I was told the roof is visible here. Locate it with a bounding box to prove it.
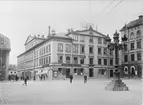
[24,35,46,45]
[120,15,143,31]
[66,26,107,37]
[17,33,72,58]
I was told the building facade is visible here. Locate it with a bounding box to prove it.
[120,15,143,78]
[17,27,115,80]
[0,33,11,80]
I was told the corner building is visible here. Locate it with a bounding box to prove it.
[120,15,143,78]
[0,33,11,80]
[17,27,115,79]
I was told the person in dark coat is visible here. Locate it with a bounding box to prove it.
[84,74,87,83]
[23,77,27,86]
[69,73,73,83]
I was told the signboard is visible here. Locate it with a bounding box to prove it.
[62,63,81,67]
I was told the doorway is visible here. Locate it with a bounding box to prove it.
[66,69,70,78]
[110,70,113,77]
[89,68,94,77]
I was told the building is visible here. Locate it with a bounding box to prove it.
[0,33,11,80]
[120,15,143,78]
[17,26,115,80]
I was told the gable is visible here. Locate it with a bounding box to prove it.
[24,35,34,45]
[75,30,106,37]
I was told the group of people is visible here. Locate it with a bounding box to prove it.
[69,74,87,83]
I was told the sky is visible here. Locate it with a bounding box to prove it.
[0,0,143,65]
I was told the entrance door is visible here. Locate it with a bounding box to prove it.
[89,68,93,77]
[66,69,70,78]
[110,70,113,77]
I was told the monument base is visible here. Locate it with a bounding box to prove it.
[105,79,129,91]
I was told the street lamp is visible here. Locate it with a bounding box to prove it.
[105,30,129,91]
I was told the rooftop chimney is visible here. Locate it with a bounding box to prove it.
[67,29,71,34]
[52,29,56,36]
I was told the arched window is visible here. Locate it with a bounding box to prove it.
[124,66,128,74]
[136,30,141,38]
[130,32,134,39]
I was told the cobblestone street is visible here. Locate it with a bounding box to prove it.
[0,79,142,105]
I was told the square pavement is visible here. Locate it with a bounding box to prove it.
[0,78,142,105]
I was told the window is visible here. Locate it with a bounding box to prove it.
[110,59,113,65]
[131,43,134,50]
[137,52,141,61]
[43,57,46,65]
[89,46,93,54]
[103,48,107,55]
[80,45,85,53]
[73,44,78,53]
[58,55,63,63]
[58,43,63,52]
[74,57,78,64]
[136,30,141,38]
[66,56,70,64]
[46,57,48,64]
[110,50,113,55]
[80,36,85,42]
[49,56,51,63]
[80,58,84,64]
[130,32,134,39]
[43,47,46,54]
[98,58,101,65]
[89,58,93,64]
[98,37,102,44]
[66,44,71,52]
[104,59,107,65]
[49,44,51,52]
[137,40,141,49]
[98,47,102,55]
[41,58,44,65]
[46,45,48,53]
[124,55,128,62]
[73,35,78,41]
[103,38,107,44]
[131,54,135,61]
[124,44,127,51]
[89,37,93,43]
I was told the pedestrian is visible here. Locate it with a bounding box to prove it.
[23,77,27,86]
[69,73,73,83]
[84,74,87,83]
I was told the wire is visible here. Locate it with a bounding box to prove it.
[107,0,124,13]
[101,0,115,13]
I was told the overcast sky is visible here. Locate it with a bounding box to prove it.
[0,0,143,65]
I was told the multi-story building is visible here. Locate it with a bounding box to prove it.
[120,15,143,78]
[17,26,115,79]
[0,33,11,80]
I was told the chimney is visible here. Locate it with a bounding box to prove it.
[48,26,51,37]
[67,29,71,34]
[139,15,143,20]
[71,28,73,32]
[52,29,56,36]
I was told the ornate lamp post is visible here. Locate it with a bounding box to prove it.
[105,30,129,91]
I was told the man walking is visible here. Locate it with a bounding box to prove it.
[23,76,27,86]
[84,74,87,83]
[69,73,73,83]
